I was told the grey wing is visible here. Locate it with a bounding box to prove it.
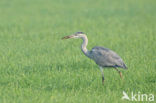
[89,46,127,69]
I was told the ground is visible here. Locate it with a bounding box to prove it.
[0,0,155,103]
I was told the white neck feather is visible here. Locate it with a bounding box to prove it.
[81,35,88,55]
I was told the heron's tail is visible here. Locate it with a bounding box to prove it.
[122,63,128,69]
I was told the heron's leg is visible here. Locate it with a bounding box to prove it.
[114,68,122,79]
[100,67,104,85]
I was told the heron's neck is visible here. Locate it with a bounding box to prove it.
[81,35,88,55]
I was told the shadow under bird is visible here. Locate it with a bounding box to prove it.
[62,32,127,85]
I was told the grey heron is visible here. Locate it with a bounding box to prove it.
[62,32,127,85]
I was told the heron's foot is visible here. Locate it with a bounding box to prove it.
[102,76,104,85]
[114,68,123,79]
[119,71,123,79]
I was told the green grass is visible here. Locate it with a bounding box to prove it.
[0,0,155,103]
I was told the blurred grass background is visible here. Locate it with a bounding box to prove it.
[0,0,155,103]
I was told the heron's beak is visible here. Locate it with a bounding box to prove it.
[62,35,74,40]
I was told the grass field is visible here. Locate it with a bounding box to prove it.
[0,0,155,103]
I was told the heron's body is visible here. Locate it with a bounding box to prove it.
[62,32,127,85]
[88,46,127,69]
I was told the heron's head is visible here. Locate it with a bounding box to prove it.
[62,32,86,40]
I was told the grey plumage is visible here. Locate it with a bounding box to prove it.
[88,46,127,69]
[62,32,127,85]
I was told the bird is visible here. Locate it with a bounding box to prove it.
[62,32,127,85]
